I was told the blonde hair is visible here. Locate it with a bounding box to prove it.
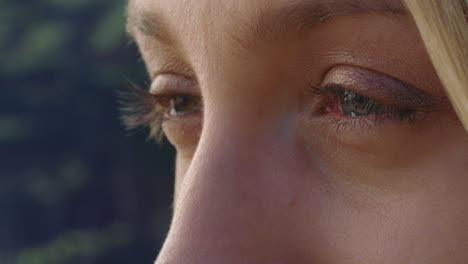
[405,0,468,132]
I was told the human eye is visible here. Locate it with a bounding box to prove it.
[119,74,202,143]
[299,65,452,181]
[308,66,440,134]
[311,84,417,126]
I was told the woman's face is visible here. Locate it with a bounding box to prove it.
[127,0,468,262]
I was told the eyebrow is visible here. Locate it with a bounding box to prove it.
[126,0,407,52]
[126,4,174,46]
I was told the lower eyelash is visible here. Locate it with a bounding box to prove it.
[323,111,418,134]
[117,83,169,142]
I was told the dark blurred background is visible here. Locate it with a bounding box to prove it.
[0,0,175,263]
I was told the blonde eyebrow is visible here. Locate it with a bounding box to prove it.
[126,0,407,51]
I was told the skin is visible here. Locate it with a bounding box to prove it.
[127,0,468,263]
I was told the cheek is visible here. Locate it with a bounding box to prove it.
[298,193,467,262]
[170,109,468,262]
[174,153,194,206]
[163,113,202,151]
[300,113,468,195]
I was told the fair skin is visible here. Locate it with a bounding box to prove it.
[126,0,468,263]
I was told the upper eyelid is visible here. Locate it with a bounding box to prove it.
[133,31,193,82]
[149,73,200,96]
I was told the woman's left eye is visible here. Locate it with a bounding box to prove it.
[169,94,202,116]
[312,83,418,126]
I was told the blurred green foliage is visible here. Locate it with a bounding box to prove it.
[24,159,88,206]
[0,0,175,263]
[15,223,132,264]
[0,116,31,142]
[6,22,69,73]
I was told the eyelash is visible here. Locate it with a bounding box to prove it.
[118,83,170,142]
[119,82,419,141]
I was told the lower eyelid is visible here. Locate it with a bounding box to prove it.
[162,112,203,149]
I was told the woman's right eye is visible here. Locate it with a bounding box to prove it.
[148,73,202,117]
[169,94,202,116]
[119,73,202,143]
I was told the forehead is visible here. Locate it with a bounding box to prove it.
[127,0,407,65]
[127,0,282,46]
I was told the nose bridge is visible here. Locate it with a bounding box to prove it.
[155,3,306,256]
[156,107,301,263]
